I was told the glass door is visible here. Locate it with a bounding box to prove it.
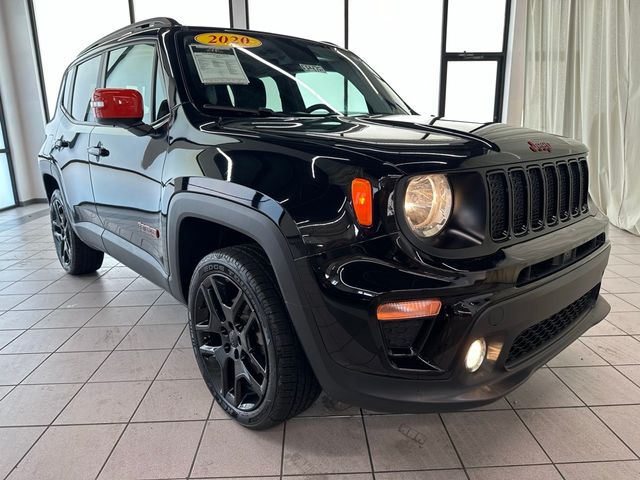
[0,93,17,210]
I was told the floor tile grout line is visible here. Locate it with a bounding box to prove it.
[546,367,640,461]
[187,395,215,479]
[358,409,377,478]
[436,413,471,479]
[2,290,155,479]
[279,417,287,479]
[92,321,189,480]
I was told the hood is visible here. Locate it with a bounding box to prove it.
[201,114,588,174]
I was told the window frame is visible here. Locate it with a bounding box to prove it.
[0,91,18,210]
[438,0,512,123]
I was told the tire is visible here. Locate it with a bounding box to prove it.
[49,189,104,275]
[188,244,321,429]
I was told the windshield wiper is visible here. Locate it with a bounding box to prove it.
[202,104,286,117]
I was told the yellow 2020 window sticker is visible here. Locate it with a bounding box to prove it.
[194,33,262,48]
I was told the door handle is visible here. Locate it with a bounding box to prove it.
[88,144,109,159]
[54,137,69,150]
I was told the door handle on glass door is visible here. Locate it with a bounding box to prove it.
[87,144,109,159]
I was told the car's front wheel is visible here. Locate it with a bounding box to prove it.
[188,244,320,429]
[49,189,104,275]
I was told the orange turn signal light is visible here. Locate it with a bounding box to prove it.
[351,178,373,227]
[377,299,442,321]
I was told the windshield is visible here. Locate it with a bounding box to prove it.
[178,30,413,117]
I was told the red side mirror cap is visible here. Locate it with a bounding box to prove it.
[92,88,143,123]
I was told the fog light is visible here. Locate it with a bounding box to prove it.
[465,338,486,373]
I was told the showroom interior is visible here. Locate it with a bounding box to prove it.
[0,0,639,479]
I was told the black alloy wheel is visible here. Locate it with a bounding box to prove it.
[50,195,72,270]
[193,272,268,411]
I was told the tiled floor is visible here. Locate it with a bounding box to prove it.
[0,206,640,480]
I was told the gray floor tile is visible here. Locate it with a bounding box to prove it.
[299,391,361,417]
[99,421,204,480]
[557,460,640,480]
[0,328,77,354]
[593,405,640,456]
[82,276,135,293]
[101,266,138,278]
[0,384,81,426]
[617,293,640,309]
[174,326,191,348]
[133,379,212,422]
[12,293,72,310]
[617,365,640,386]
[441,410,549,467]
[546,340,608,367]
[157,348,201,380]
[466,465,563,480]
[283,417,370,475]
[553,366,640,405]
[61,291,120,309]
[9,425,124,480]
[23,351,109,384]
[108,289,162,307]
[376,472,465,480]
[39,276,98,294]
[58,326,131,352]
[583,319,627,336]
[365,414,460,471]
[507,368,583,408]
[0,426,46,479]
[32,307,100,329]
[193,420,283,477]
[0,309,50,329]
[84,306,148,327]
[138,304,187,325]
[55,381,150,424]
[7,424,124,480]
[606,311,640,334]
[602,277,640,294]
[0,295,31,310]
[0,330,22,349]
[518,407,635,462]
[154,291,181,305]
[90,349,170,382]
[0,280,52,295]
[116,324,183,350]
[124,277,158,291]
[601,293,638,313]
[287,475,374,480]
[0,386,12,400]
[581,336,640,365]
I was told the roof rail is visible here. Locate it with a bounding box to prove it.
[78,17,181,56]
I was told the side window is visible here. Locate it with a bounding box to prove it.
[261,77,283,112]
[296,71,368,115]
[105,44,155,124]
[154,59,169,120]
[71,56,101,122]
[61,67,74,112]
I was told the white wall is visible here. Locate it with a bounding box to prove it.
[0,0,46,203]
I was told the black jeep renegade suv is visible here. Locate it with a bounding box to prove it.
[39,18,610,429]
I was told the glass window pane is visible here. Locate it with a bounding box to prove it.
[349,0,443,116]
[0,153,15,209]
[261,77,283,112]
[445,61,497,122]
[0,121,5,151]
[248,0,344,46]
[134,0,230,27]
[154,62,169,120]
[446,0,506,52]
[32,0,130,116]
[296,72,368,115]
[106,45,156,124]
[71,55,102,122]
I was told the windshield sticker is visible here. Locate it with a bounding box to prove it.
[189,44,249,85]
[194,33,262,48]
[300,64,326,73]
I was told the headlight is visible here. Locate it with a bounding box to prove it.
[404,174,452,237]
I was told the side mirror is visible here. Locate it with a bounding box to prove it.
[91,88,153,135]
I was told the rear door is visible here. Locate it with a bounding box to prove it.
[51,54,103,248]
[88,42,170,273]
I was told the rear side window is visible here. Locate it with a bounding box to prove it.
[105,44,155,124]
[61,67,74,112]
[70,55,101,122]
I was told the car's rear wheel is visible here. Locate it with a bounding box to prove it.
[49,189,104,275]
[188,244,320,429]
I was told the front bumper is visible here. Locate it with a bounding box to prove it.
[292,215,610,412]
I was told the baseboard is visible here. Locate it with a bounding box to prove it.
[19,198,48,207]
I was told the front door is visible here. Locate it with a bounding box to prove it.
[88,43,170,271]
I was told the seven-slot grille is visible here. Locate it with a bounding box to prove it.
[487,159,589,242]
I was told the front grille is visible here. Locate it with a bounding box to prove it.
[505,286,598,367]
[488,158,589,242]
